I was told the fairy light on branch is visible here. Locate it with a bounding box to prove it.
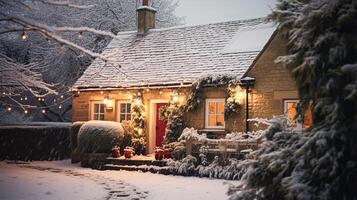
[20,31,28,41]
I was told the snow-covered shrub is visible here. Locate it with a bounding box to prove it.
[178,127,207,142]
[172,143,186,160]
[167,155,197,176]
[78,121,124,154]
[70,121,85,152]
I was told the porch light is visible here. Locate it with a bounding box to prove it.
[171,90,179,102]
[103,96,109,104]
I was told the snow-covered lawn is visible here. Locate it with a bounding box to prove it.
[0,160,234,200]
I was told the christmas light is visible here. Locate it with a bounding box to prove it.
[20,31,28,41]
[60,95,64,98]
[7,107,11,111]
[146,88,150,92]
[78,31,83,39]
[42,109,46,114]
[59,105,62,109]
[20,98,23,101]
[24,110,28,114]
[137,92,141,96]
[38,97,41,101]
[159,91,163,95]
[100,91,104,94]
[24,97,27,100]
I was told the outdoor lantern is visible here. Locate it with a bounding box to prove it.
[171,90,179,102]
[239,77,256,133]
[103,96,109,104]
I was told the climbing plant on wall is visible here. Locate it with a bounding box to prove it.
[162,75,244,143]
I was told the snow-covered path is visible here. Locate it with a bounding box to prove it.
[0,160,233,200]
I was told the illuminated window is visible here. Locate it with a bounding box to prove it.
[284,99,312,128]
[205,98,225,128]
[92,102,105,120]
[118,101,131,122]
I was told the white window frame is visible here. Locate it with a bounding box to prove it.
[283,99,302,129]
[91,101,105,120]
[205,98,225,129]
[117,100,132,122]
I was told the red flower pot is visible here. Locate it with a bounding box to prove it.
[124,149,133,159]
[155,149,164,160]
[112,148,120,158]
[163,149,172,159]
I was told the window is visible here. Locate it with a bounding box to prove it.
[92,102,105,120]
[205,98,225,128]
[118,101,131,122]
[284,99,313,128]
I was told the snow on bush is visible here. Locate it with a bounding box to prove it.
[70,121,85,151]
[178,127,207,142]
[78,121,124,154]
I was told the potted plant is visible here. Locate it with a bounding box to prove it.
[124,147,134,159]
[155,147,164,160]
[163,148,172,159]
[111,146,120,158]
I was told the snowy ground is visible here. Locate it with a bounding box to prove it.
[0,160,234,200]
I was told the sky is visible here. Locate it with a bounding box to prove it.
[175,0,278,25]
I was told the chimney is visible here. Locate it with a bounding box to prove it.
[137,0,156,35]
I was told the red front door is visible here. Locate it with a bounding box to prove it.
[156,103,167,147]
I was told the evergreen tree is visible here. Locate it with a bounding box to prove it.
[230,0,357,199]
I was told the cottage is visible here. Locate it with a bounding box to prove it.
[72,1,312,153]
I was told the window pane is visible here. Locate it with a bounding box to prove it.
[126,114,131,121]
[216,115,224,126]
[120,103,126,113]
[209,102,215,114]
[93,114,99,120]
[216,102,224,114]
[120,114,126,122]
[99,114,104,120]
[127,103,131,113]
[99,104,104,113]
[94,104,99,113]
[286,102,298,123]
[208,114,215,126]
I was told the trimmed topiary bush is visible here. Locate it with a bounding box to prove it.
[78,121,124,154]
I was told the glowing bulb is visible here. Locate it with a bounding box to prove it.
[103,96,109,104]
[24,97,27,100]
[60,95,64,99]
[124,78,128,82]
[159,91,163,95]
[42,109,46,114]
[78,31,83,39]
[38,97,41,101]
[20,98,23,101]
[59,105,62,109]
[20,32,28,41]
[146,88,150,92]
[7,107,11,111]
[100,91,104,95]
[24,110,28,114]
[137,92,141,96]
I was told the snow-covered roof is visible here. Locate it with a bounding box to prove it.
[74,18,277,89]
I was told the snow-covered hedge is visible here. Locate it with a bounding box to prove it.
[0,123,71,161]
[77,121,124,154]
[70,121,85,152]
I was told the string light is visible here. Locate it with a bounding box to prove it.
[100,91,104,94]
[137,92,141,96]
[24,110,28,114]
[78,31,83,39]
[146,88,150,92]
[7,107,11,111]
[24,97,27,101]
[159,91,163,95]
[20,31,28,41]
[59,105,62,109]
[42,109,46,114]
[60,95,64,98]
[38,97,41,101]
